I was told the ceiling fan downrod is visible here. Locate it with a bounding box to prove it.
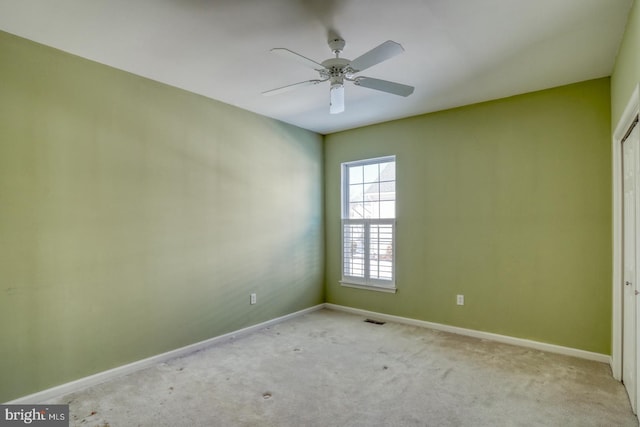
[328,37,346,57]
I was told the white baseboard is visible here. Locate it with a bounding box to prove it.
[8,302,612,404]
[6,304,325,404]
[325,303,611,364]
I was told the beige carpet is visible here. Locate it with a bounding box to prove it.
[49,309,637,426]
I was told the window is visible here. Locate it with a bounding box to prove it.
[341,156,396,292]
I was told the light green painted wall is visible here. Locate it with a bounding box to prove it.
[325,78,612,354]
[0,31,324,402]
[612,0,639,125]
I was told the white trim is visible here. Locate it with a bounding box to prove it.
[5,304,325,404]
[325,304,611,364]
[612,84,640,381]
[339,281,397,293]
[341,156,397,287]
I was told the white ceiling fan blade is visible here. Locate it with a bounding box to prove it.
[262,79,324,96]
[270,48,325,70]
[354,77,414,97]
[329,84,345,114]
[349,40,404,73]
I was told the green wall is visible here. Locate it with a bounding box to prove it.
[612,0,639,126]
[0,31,324,402]
[325,78,612,354]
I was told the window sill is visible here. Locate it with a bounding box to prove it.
[339,281,397,294]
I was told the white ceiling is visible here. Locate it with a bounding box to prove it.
[0,0,634,134]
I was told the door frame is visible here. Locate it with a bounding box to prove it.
[613,83,640,382]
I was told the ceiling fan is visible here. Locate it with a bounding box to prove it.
[262,37,414,114]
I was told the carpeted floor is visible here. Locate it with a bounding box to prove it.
[49,309,638,426]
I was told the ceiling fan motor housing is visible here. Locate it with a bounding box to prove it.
[321,58,354,82]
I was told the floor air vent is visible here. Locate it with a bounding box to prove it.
[364,319,386,325]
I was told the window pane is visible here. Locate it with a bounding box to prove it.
[379,181,395,200]
[349,202,365,219]
[349,165,363,184]
[365,182,380,202]
[363,163,379,183]
[349,184,364,202]
[379,162,395,181]
[379,201,395,218]
[361,202,376,219]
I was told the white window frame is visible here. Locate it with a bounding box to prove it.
[340,156,396,293]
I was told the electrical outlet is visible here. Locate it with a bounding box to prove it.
[250,293,257,305]
[456,294,464,305]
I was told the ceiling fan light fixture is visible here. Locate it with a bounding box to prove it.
[330,80,345,114]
